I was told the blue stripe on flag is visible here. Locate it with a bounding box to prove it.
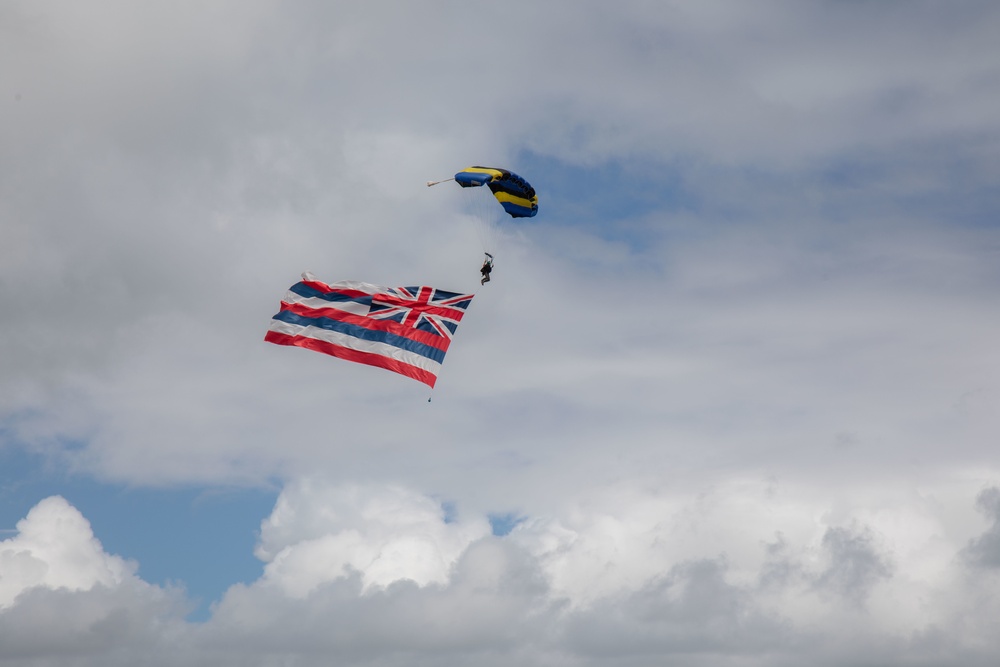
[272,310,446,364]
[290,282,372,306]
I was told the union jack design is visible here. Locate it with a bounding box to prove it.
[265,273,474,388]
[369,287,474,339]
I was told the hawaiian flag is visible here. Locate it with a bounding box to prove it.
[265,272,474,388]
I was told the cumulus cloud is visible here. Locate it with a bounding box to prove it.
[5,486,1000,666]
[0,496,136,608]
[205,538,553,665]
[563,558,791,660]
[196,481,1000,667]
[0,497,187,664]
[253,480,491,595]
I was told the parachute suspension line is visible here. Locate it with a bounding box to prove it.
[462,185,502,256]
[426,178,455,187]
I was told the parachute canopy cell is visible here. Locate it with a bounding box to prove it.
[454,167,538,219]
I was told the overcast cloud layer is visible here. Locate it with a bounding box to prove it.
[2,1,1000,665]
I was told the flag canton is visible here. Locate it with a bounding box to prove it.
[369,286,473,339]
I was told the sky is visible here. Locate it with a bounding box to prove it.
[2,1,1000,665]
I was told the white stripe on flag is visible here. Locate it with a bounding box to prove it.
[267,320,443,375]
[281,291,372,316]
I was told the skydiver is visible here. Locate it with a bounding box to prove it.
[480,253,494,285]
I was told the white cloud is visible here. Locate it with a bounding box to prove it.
[0,497,188,664]
[253,480,490,595]
[0,496,135,609]
[4,485,1000,666]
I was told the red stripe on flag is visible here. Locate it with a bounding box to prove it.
[264,330,439,388]
[280,301,452,352]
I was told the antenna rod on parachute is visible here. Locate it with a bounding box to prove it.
[426,178,455,187]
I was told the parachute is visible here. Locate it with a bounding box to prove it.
[454,167,538,219]
[428,166,538,254]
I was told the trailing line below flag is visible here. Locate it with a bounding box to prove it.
[265,272,474,388]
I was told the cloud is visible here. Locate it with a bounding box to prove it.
[205,538,553,664]
[3,0,1000,491]
[961,487,1000,568]
[562,557,792,660]
[813,525,893,605]
[0,497,187,663]
[0,496,135,608]
[253,480,491,596]
[5,486,1000,666]
[210,479,1000,665]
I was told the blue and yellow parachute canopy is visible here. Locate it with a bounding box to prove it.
[454,167,538,219]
